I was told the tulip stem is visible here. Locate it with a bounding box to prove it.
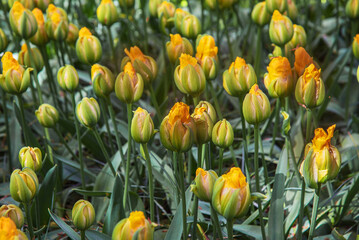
[226,218,234,240]
[81,230,85,240]
[2,91,12,173]
[16,95,30,146]
[107,100,125,161]
[139,0,148,53]
[208,81,223,119]
[141,143,155,222]
[297,178,306,240]
[239,97,250,180]
[92,128,116,176]
[221,11,233,61]
[308,185,321,240]
[192,196,199,239]
[24,203,35,240]
[71,93,86,192]
[149,84,163,121]
[54,126,78,160]
[269,98,280,157]
[306,109,312,143]
[123,103,133,211]
[100,99,115,155]
[254,27,262,76]
[254,124,266,240]
[177,152,187,240]
[106,26,119,73]
[211,203,223,240]
[218,148,224,175]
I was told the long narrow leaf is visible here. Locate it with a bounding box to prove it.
[48,209,80,240]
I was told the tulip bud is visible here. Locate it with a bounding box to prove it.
[174,54,206,97]
[160,102,195,152]
[192,107,213,144]
[196,101,217,123]
[191,168,218,202]
[223,57,257,97]
[204,0,235,10]
[19,146,42,172]
[76,97,101,128]
[66,23,79,45]
[353,34,359,59]
[300,125,341,189]
[122,46,158,85]
[242,84,271,125]
[30,8,49,46]
[166,34,193,65]
[266,0,286,13]
[45,4,69,41]
[251,1,271,27]
[91,64,115,98]
[34,0,53,11]
[118,0,134,9]
[112,211,154,240]
[97,0,118,26]
[0,52,32,95]
[157,1,175,32]
[9,1,38,39]
[195,34,218,80]
[72,200,95,231]
[9,0,35,9]
[35,103,59,128]
[285,24,307,54]
[76,27,102,65]
[149,0,163,17]
[0,216,28,240]
[212,119,234,148]
[181,14,201,39]
[0,28,8,53]
[295,64,325,109]
[10,168,39,203]
[115,62,144,103]
[18,44,44,72]
[212,167,251,219]
[174,8,190,33]
[131,107,155,143]
[287,0,298,20]
[280,110,290,136]
[294,47,313,76]
[0,205,24,229]
[270,44,282,58]
[57,65,79,92]
[269,10,293,46]
[264,56,294,98]
[346,0,359,19]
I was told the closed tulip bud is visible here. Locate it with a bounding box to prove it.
[196,101,217,123]
[123,46,158,85]
[294,47,313,76]
[212,167,251,219]
[0,28,8,53]
[192,107,213,144]
[285,24,307,54]
[204,0,235,10]
[264,56,294,98]
[300,125,341,189]
[35,103,59,128]
[271,44,282,58]
[212,119,234,148]
[157,1,175,32]
[115,62,144,103]
[72,200,95,231]
[112,211,154,240]
[118,0,134,9]
[181,14,201,39]
[269,10,293,46]
[45,5,69,41]
[8,0,34,9]
[0,217,28,240]
[266,0,286,13]
[191,168,218,202]
[251,1,271,27]
[287,0,298,20]
[223,57,257,97]
[34,0,52,11]
[295,64,325,109]
[91,64,115,98]
[242,84,271,124]
[9,1,38,39]
[195,35,218,80]
[57,65,79,92]
[18,44,44,71]
[97,0,118,26]
[0,52,32,95]
[174,54,206,97]
[10,168,38,203]
[76,97,101,128]
[160,102,195,152]
[19,146,42,172]
[166,34,193,64]
[76,27,102,65]
[131,107,154,143]
[66,23,79,45]
[353,34,359,59]
[346,0,359,19]
[149,0,163,17]
[30,8,48,46]
[0,205,24,229]
[174,8,190,33]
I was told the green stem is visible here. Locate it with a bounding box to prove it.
[54,127,78,160]
[218,148,224,175]
[211,204,223,240]
[226,218,233,240]
[308,185,321,240]
[100,99,115,155]
[16,95,30,145]
[177,152,187,240]
[107,100,125,160]
[106,25,119,73]
[269,99,280,156]
[58,41,66,65]
[123,103,133,210]
[254,124,266,240]
[65,42,74,66]
[306,109,312,143]
[141,143,154,222]
[221,12,233,61]
[93,128,116,176]
[254,27,262,76]
[297,178,306,240]
[71,93,86,192]
[81,230,85,240]
[149,84,163,121]
[2,90,12,173]
[0,1,18,49]
[208,81,223,119]
[172,151,180,205]
[24,203,35,240]
[140,0,148,53]
[192,196,199,240]
[35,197,41,239]
[193,96,199,106]
[239,97,250,179]
[200,0,204,32]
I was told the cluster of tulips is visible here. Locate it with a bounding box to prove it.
[0,0,357,239]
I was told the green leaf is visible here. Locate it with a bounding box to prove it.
[48,209,80,240]
[73,188,111,197]
[86,230,112,240]
[233,224,263,239]
[53,154,96,179]
[335,175,359,224]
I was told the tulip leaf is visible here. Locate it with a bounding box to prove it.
[233,224,263,239]
[73,188,112,197]
[53,154,96,179]
[85,230,111,240]
[48,209,80,240]
[335,175,359,224]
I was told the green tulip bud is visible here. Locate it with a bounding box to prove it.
[192,106,213,145]
[0,28,8,53]
[57,65,79,92]
[72,200,95,231]
[76,27,102,65]
[353,34,359,60]
[287,0,298,20]
[19,146,42,172]
[45,6,69,41]
[0,204,25,229]
[196,101,217,123]
[191,168,218,202]
[266,0,286,13]
[157,1,175,33]
[269,10,293,46]
[10,168,39,203]
[97,0,119,26]
[9,1,38,39]
[181,14,201,39]
[34,0,53,11]
[346,0,359,19]
[212,119,234,148]
[66,23,79,45]
[251,1,271,27]
[131,107,155,144]
[149,0,163,17]
[204,0,235,10]
[35,103,59,128]
[76,97,101,128]
[91,64,115,98]
[18,44,44,72]
[174,8,189,33]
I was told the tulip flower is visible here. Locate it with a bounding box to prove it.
[72,200,96,231]
[66,23,79,45]
[35,103,59,128]
[91,64,115,98]
[9,1,38,39]
[174,8,189,32]
[10,168,39,203]
[346,0,359,19]
[195,34,218,80]
[0,28,8,53]
[192,107,213,145]
[19,146,43,172]
[285,24,307,54]
[196,101,217,123]
[76,27,102,65]
[191,168,218,202]
[45,4,69,41]
[0,205,24,229]
[0,217,28,240]
[57,65,79,92]
[18,43,44,72]
[131,107,155,144]
[287,0,298,20]
[166,34,193,65]
[353,34,359,59]
[97,0,118,26]
[294,47,313,77]
[76,97,101,129]
[242,84,271,124]
[251,1,271,27]
[149,0,163,17]
[30,8,48,46]
[181,14,201,39]
[157,1,175,32]
[8,0,34,9]
[269,10,293,46]
[212,119,234,149]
